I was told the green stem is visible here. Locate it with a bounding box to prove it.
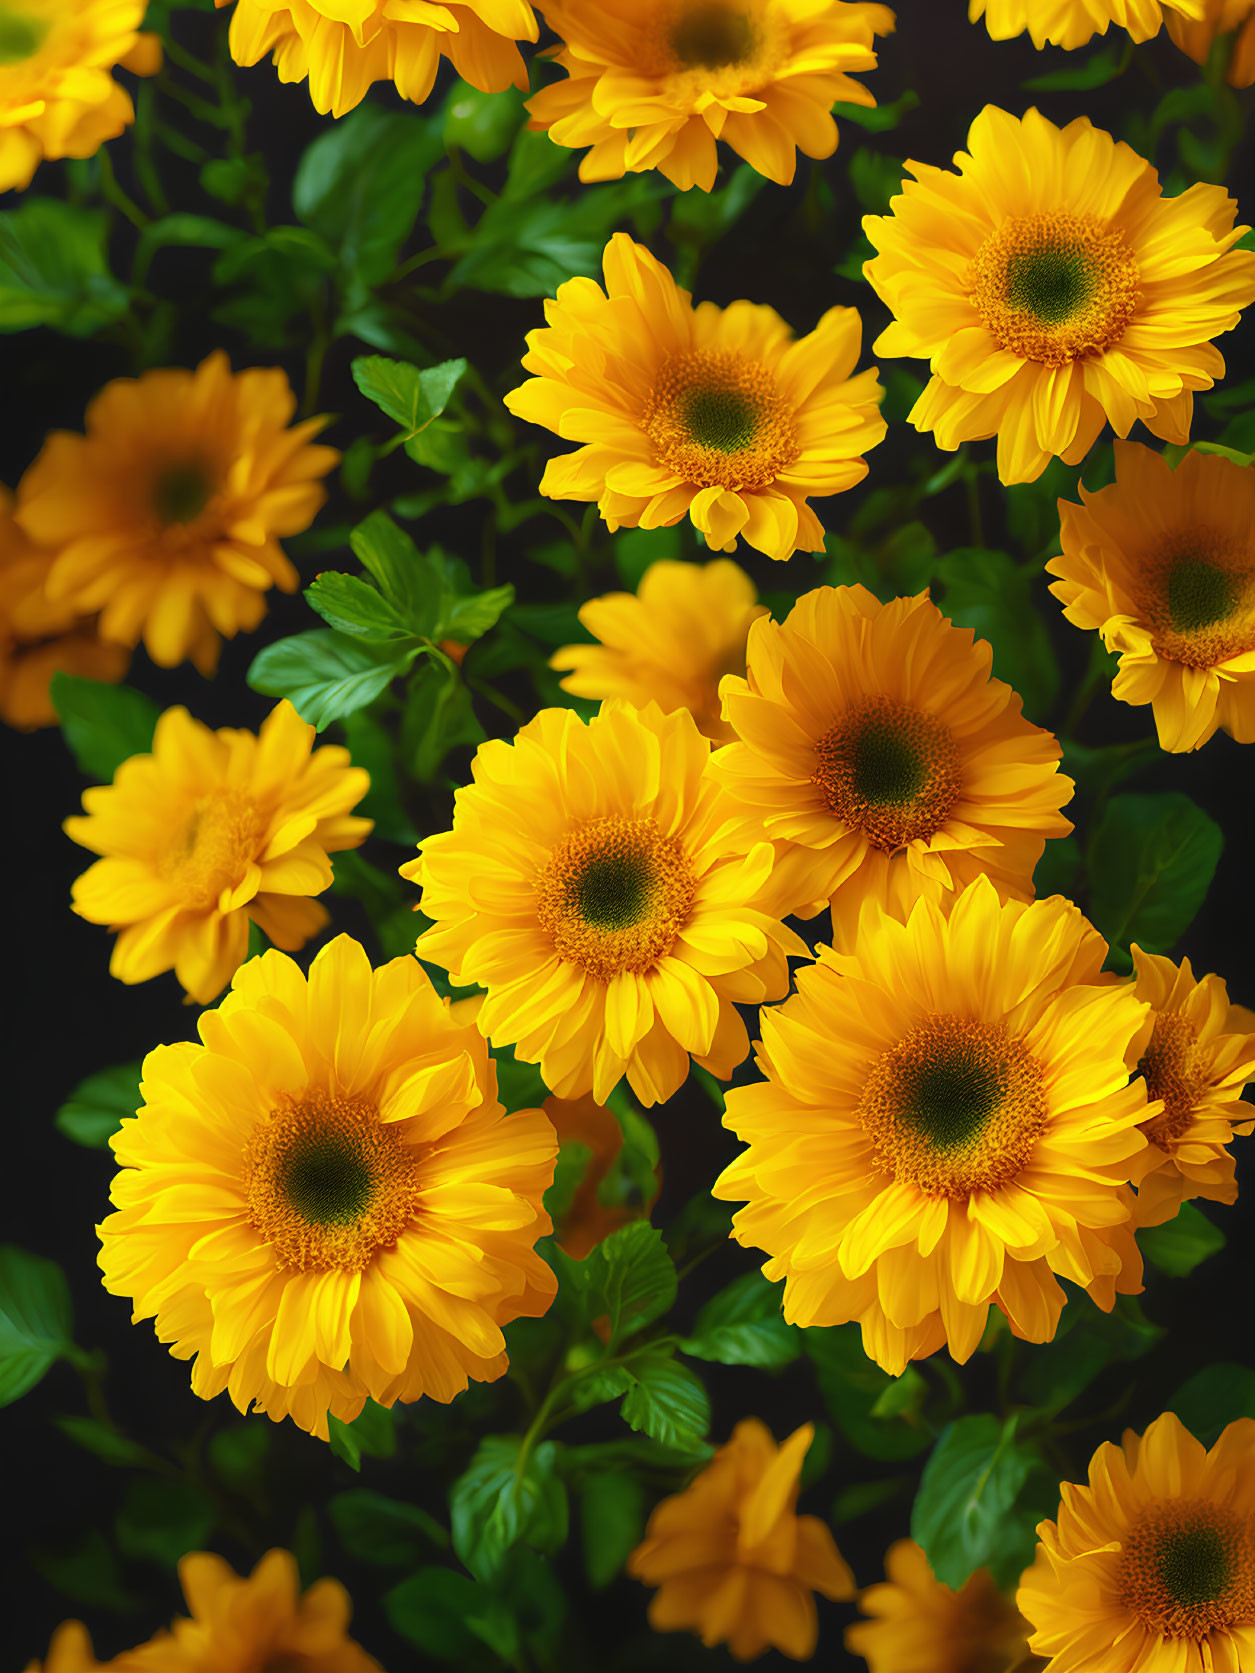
[162,33,220,85]
[97,150,150,230]
[302,294,332,419]
[467,676,525,725]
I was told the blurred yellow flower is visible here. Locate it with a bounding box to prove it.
[505,233,885,561]
[845,1540,1031,1673]
[219,0,537,117]
[527,0,894,191]
[22,1621,104,1673]
[545,1091,662,1259]
[1167,0,1255,80]
[971,0,1205,49]
[551,558,767,744]
[863,107,1255,484]
[65,699,371,1005]
[17,352,338,675]
[629,1419,854,1661]
[1049,442,1255,752]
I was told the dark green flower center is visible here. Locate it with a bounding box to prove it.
[280,1138,375,1227]
[576,851,655,931]
[851,719,929,805]
[682,385,759,452]
[153,462,213,525]
[1005,246,1095,325]
[0,5,48,63]
[1159,1524,1232,1608]
[670,3,757,69]
[898,1049,1003,1151]
[1167,557,1235,634]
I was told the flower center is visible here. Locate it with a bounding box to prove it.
[158,790,262,910]
[1118,1502,1255,1640]
[0,3,48,62]
[968,212,1141,366]
[642,350,799,492]
[812,697,962,851]
[1137,1010,1208,1151]
[535,816,696,982]
[244,1096,423,1272]
[152,461,214,526]
[669,0,757,67]
[857,1015,1049,1197]
[1134,527,1255,670]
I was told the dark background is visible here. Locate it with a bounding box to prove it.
[5,4,1254,1669]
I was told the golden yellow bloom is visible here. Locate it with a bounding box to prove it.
[0,484,127,731]
[219,0,536,118]
[22,1622,104,1673]
[504,232,885,562]
[1167,0,1255,83]
[710,585,1074,941]
[98,936,558,1440]
[405,700,806,1107]
[970,0,1205,49]
[628,1419,854,1662]
[0,0,155,192]
[1129,947,1255,1228]
[863,107,1255,486]
[546,1091,662,1259]
[551,558,767,744]
[526,0,895,192]
[846,1540,1032,1673]
[1018,1412,1255,1673]
[65,699,372,1006]
[713,878,1155,1376]
[1048,443,1255,753]
[117,1548,381,1672]
[16,352,338,675]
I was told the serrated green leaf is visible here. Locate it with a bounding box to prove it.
[1088,793,1224,956]
[441,584,515,645]
[617,1353,710,1451]
[450,1435,568,1582]
[0,1245,75,1408]
[581,1221,677,1342]
[305,572,415,642]
[1139,1202,1226,1278]
[54,1061,140,1149]
[348,511,447,636]
[351,355,467,436]
[51,676,159,782]
[248,630,415,731]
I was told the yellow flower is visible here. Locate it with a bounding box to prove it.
[628,1419,854,1662]
[863,106,1255,485]
[16,352,338,675]
[504,232,885,562]
[845,1540,1032,1673]
[970,0,1206,49]
[22,1622,105,1673]
[0,484,128,731]
[1129,947,1255,1228]
[218,0,537,118]
[526,0,895,192]
[545,1091,662,1259]
[551,558,767,744]
[709,585,1074,941]
[404,700,806,1107]
[116,1548,382,1672]
[98,936,558,1440]
[0,0,154,192]
[1168,0,1255,84]
[65,699,372,1006]
[713,877,1155,1376]
[1018,1412,1255,1673]
[1048,442,1255,752]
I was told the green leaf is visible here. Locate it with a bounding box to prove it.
[617,1353,711,1451]
[50,676,160,781]
[545,1140,593,1226]
[1018,1291,1162,1416]
[248,630,415,731]
[683,1271,800,1369]
[911,1415,1040,1590]
[115,1478,215,1569]
[935,548,1059,720]
[384,1569,496,1660]
[135,213,245,278]
[581,1221,677,1342]
[329,1489,447,1565]
[450,1435,569,1582]
[293,104,442,284]
[349,511,446,636]
[53,1416,160,1469]
[1024,44,1126,91]
[1139,1202,1226,1278]
[1033,835,1081,901]
[33,1530,140,1614]
[847,146,904,213]
[54,1061,140,1149]
[0,200,129,336]
[804,1323,932,1462]
[831,89,920,131]
[1170,1363,1255,1447]
[351,355,468,435]
[597,1094,660,1213]
[580,1471,646,1591]
[304,572,416,642]
[832,1476,909,1524]
[444,85,525,162]
[1088,793,1224,956]
[442,584,515,646]
[341,709,416,845]
[0,1245,75,1407]
[328,1399,397,1471]
[400,656,485,783]
[207,1422,270,1491]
